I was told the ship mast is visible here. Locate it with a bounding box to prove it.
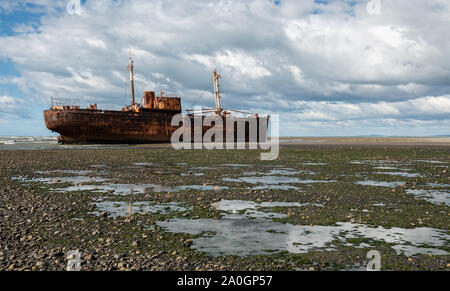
[128,51,135,106]
[213,62,222,114]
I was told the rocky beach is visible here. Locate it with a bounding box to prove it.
[0,141,449,271]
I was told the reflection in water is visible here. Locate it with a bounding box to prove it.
[414,160,447,164]
[34,170,95,175]
[375,172,422,178]
[221,164,252,168]
[223,176,335,185]
[374,166,400,170]
[427,183,450,188]
[213,199,323,212]
[90,201,187,218]
[56,183,228,195]
[12,176,107,184]
[355,180,405,188]
[391,245,449,257]
[251,185,302,191]
[211,199,323,219]
[405,189,449,205]
[157,216,449,257]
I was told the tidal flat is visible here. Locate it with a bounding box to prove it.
[0,144,449,271]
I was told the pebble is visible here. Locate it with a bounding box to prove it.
[2,150,448,272]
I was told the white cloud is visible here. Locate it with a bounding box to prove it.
[278,95,450,122]
[0,95,25,113]
[0,0,449,136]
[216,50,272,79]
[86,39,106,49]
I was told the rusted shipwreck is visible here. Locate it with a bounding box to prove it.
[43,54,268,144]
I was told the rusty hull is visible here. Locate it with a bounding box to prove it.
[44,108,268,144]
[44,108,180,144]
[44,90,268,144]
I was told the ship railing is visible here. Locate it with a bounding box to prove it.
[157,95,180,99]
[186,108,260,117]
[51,97,80,107]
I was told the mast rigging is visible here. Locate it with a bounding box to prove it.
[213,62,222,114]
[128,51,135,106]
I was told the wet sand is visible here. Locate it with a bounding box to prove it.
[1,137,449,151]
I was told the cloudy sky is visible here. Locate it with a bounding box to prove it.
[0,0,449,137]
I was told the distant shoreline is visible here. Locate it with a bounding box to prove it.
[0,136,449,151]
[276,137,450,149]
[0,135,449,138]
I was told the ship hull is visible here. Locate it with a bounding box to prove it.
[44,109,179,144]
[44,109,269,144]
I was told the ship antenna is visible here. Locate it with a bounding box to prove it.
[128,51,135,106]
[213,62,222,114]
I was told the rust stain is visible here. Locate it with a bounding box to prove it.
[43,55,268,144]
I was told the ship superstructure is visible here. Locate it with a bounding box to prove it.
[44,54,268,144]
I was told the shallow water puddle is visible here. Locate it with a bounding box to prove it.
[179,185,228,191]
[157,216,449,257]
[56,183,228,195]
[90,201,187,218]
[12,176,107,185]
[405,189,449,205]
[373,203,386,207]
[181,167,206,176]
[251,185,303,191]
[414,160,448,165]
[373,166,399,170]
[223,176,298,185]
[189,166,213,171]
[427,183,450,188]
[13,173,228,194]
[373,167,414,171]
[34,170,96,175]
[242,169,314,176]
[350,160,405,165]
[391,245,449,257]
[375,172,422,178]
[181,172,205,177]
[355,180,405,188]
[221,164,252,168]
[223,176,335,185]
[211,199,323,219]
